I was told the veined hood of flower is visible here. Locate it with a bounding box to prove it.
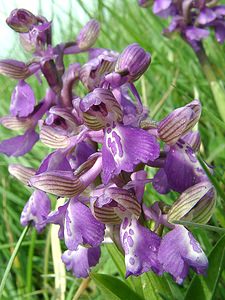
[80,88,123,130]
[91,185,141,224]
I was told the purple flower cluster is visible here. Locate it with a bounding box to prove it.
[1,9,216,284]
[139,0,225,51]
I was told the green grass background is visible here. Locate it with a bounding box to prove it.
[0,0,225,299]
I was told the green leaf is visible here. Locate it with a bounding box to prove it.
[184,234,225,300]
[91,273,144,300]
[141,272,174,300]
[106,244,145,298]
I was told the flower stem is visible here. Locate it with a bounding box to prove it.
[196,46,225,122]
[0,225,30,298]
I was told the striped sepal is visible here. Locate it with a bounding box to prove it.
[40,125,70,148]
[0,116,32,131]
[0,59,31,79]
[8,164,36,185]
[30,171,85,198]
[158,107,193,145]
[92,206,121,224]
[168,181,214,223]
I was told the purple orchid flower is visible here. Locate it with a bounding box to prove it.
[2,7,216,284]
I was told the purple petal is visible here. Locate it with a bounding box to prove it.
[0,129,39,157]
[164,141,208,193]
[197,8,217,25]
[36,149,72,175]
[152,168,171,194]
[158,225,208,284]
[46,201,69,239]
[62,246,101,278]
[153,0,173,17]
[120,217,162,277]
[185,27,209,41]
[64,198,105,250]
[10,80,35,117]
[214,21,225,43]
[102,123,160,184]
[76,19,100,50]
[20,190,51,232]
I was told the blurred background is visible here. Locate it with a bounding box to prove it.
[0,0,225,299]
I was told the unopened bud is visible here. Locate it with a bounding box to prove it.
[158,100,201,145]
[76,19,100,50]
[115,43,151,82]
[6,8,38,33]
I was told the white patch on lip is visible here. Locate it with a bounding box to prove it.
[106,126,126,164]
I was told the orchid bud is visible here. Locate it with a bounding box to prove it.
[115,43,151,82]
[80,88,123,130]
[76,19,100,50]
[168,181,216,224]
[6,9,38,33]
[158,100,201,145]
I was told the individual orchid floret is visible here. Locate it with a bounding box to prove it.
[80,88,123,130]
[76,19,100,51]
[158,100,201,145]
[6,8,38,33]
[158,225,208,284]
[20,190,51,232]
[115,43,151,82]
[79,51,118,91]
[62,246,101,278]
[10,80,36,117]
[168,181,216,224]
[120,216,162,277]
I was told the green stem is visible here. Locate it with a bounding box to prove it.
[26,228,36,295]
[0,225,30,298]
[196,46,225,122]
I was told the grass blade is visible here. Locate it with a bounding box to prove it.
[0,225,30,298]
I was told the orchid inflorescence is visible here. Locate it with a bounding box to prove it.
[0,8,216,284]
[139,0,225,51]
